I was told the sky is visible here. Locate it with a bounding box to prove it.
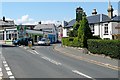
[1,2,119,25]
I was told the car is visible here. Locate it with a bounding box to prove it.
[38,38,50,46]
[13,37,33,46]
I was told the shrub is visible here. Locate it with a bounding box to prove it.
[62,37,81,47]
[87,39,120,59]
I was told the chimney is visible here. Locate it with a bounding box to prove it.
[38,21,41,24]
[107,0,114,19]
[92,9,97,15]
[3,16,5,21]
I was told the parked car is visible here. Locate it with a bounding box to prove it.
[38,38,50,46]
[13,37,33,46]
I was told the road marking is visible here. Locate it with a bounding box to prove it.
[5,67,11,71]
[28,50,36,54]
[0,72,3,77]
[2,56,15,80]
[3,61,7,64]
[72,70,93,79]
[7,71,13,76]
[41,56,62,65]
[33,50,39,54]
[4,64,8,67]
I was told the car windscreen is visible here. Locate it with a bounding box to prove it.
[41,39,46,41]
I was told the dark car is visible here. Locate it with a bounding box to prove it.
[13,37,33,46]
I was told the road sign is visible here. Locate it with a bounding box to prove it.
[17,25,26,38]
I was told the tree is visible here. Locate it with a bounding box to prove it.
[72,21,80,37]
[78,16,92,48]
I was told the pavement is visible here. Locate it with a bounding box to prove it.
[54,44,120,71]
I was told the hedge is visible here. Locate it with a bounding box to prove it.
[62,37,81,47]
[87,39,120,59]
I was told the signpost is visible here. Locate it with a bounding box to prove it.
[17,25,26,38]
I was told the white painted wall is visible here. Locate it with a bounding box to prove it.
[93,24,100,36]
[63,28,68,37]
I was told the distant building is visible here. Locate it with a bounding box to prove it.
[0,16,17,40]
[34,23,58,43]
[63,1,120,40]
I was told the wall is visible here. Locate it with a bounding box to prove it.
[63,28,68,37]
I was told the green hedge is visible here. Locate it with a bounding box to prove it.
[62,37,81,47]
[87,39,120,59]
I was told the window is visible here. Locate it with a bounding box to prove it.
[104,24,108,35]
[90,24,94,34]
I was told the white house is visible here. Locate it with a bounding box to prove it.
[62,2,120,40]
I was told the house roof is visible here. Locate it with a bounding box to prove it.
[0,20,15,26]
[111,16,120,21]
[66,19,76,28]
[64,14,120,28]
[87,14,110,24]
[34,24,56,30]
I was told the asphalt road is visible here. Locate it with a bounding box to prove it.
[1,45,119,80]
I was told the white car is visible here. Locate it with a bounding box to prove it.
[38,38,50,46]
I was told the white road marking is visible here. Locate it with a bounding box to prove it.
[72,70,92,79]
[28,50,36,54]
[41,56,61,65]
[0,72,3,77]
[3,61,7,64]
[5,67,11,71]
[33,50,39,54]
[7,71,13,76]
[2,56,15,80]
[4,64,8,67]
[9,76,15,78]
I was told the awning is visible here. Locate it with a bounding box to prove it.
[26,30,43,35]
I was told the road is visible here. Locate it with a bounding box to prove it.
[0,44,119,80]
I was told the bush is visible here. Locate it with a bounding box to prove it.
[87,39,120,59]
[62,37,81,47]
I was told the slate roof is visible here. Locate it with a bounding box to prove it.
[111,16,120,21]
[87,14,110,24]
[65,14,111,28]
[34,24,56,30]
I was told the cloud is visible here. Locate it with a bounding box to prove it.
[15,15,37,25]
[113,10,118,16]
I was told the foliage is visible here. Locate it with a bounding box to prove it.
[71,21,80,37]
[87,39,120,59]
[62,37,81,47]
[78,17,92,48]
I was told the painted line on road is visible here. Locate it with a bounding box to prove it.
[72,70,94,79]
[33,50,39,54]
[7,71,13,76]
[5,67,11,71]
[4,63,8,67]
[41,56,62,65]
[28,50,36,55]
[2,56,15,80]
[3,61,7,64]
